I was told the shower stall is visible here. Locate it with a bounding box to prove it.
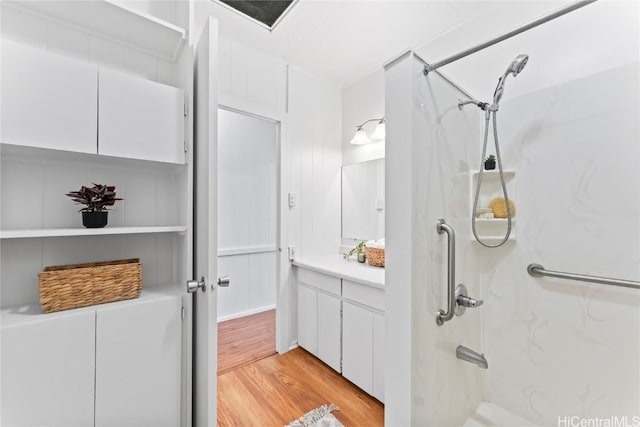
[384,1,640,425]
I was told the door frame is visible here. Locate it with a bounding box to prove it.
[218,95,291,355]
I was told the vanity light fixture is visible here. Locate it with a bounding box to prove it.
[350,117,385,145]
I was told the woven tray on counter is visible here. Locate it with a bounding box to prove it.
[365,247,385,267]
[38,258,142,313]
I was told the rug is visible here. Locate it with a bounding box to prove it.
[285,404,344,427]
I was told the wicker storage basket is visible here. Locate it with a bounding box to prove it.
[38,258,142,313]
[365,247,385,267]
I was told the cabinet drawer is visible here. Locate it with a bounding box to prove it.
[297,268,341,296]
[343,280,384,312]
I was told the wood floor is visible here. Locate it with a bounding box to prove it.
[217,312,384,427]
[218,309,277,374]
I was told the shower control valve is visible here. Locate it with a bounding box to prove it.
[454,284,484,317]
[458,294,483,308]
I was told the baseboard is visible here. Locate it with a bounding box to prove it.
[217,304,276,323]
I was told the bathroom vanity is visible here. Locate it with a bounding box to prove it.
[293,255,385,403]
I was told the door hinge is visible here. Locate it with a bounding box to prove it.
[184,101,188,117]
[181,306,185,320]
[184,138,188,154]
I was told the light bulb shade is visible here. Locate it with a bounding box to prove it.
[371,121,385,140]
[350,129,370,145]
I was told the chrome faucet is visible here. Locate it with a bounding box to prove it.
[456,345,488,369]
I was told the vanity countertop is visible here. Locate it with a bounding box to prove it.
[292,254,385,289]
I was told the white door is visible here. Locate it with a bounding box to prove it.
[193,17,218,427]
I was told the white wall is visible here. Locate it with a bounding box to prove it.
[342,70,385,166]
[217,109,278,321]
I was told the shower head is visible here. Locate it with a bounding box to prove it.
[493,54,529,106]
[508,54,529,76]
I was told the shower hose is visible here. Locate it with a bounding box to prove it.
[472,109,512,248]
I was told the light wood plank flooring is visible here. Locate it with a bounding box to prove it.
[218,349,384,426]
[218,309,276,375]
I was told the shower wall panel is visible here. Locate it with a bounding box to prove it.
[482,62,640,424]
[385,52,484,427]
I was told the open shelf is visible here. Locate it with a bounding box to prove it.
[474,218,516,224]
[0,226,187,240]
[471,169,515,181]
[469,170,517,242]
[6,0,186,61]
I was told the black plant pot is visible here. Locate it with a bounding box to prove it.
[82,211,108,228]
[484,160,496,170]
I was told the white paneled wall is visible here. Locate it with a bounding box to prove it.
[217,109,278,320]
[217,252,277,321]
[218,37,288,114]
[288,65,342,258]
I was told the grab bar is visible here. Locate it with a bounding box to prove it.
[527,263,640,290]
[436,219,456,325]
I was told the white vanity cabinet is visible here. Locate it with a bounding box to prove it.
[0,40,98,154]
[293,256,385,403]
[98,68,185,164]
[1,311,96,427]
[296,268,342,372]
[342,279,385,402]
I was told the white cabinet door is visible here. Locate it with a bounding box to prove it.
[95,296,182,427]
[372,312,385,403]
[297,284,317,355]
[342,302,373,394]
[317,292,341,372]
[1,40,97,153]
[1,312,96,427]
[98,68,184,163]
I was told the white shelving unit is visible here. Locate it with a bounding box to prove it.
[0,226,187,240]
[469,170,516,243]
[0,2,193,425]
[5,0,186,61]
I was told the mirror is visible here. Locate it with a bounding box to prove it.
[341,158,385,242]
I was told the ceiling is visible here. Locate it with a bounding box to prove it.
[205,0,575,88]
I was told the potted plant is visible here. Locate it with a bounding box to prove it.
[66,184,122,228]
[484,154,496,170]
[346,241,367,263]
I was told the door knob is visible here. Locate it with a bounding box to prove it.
[187,276,207,293]
[217,276,230,287]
